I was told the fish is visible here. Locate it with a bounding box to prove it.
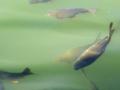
[74,22,115,70]
[0,67,34,83]
[48,8,96,19]
[29,0,52,4]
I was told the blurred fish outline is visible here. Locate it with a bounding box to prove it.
[74,22,115,70]
[73,22,115,89]
[48,8,96,19]
[57,22,115,90]
[57,33,101,64]
[0,67,34,84]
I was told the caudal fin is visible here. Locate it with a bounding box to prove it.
[22,67,33,75]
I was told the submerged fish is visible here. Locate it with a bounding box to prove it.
[29,0,52,4]
[0,67,33,83]
[57,22,115,90]
[48,8,96,19]
[74,22,115,70]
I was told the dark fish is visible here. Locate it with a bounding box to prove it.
[74,22,115,70]
[29,0,52,4]
[48,8,96,19]
[0,67,33,83]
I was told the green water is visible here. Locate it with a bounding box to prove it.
[0,0,120,90]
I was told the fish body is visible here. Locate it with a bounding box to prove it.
[30,0,52,4]
[74,22,115,70]
[48,8,96,19]
[0,68,33,80]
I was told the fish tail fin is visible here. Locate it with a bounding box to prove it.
[109,22,115,39]
[22,67,33,75]
[88,8,96,14]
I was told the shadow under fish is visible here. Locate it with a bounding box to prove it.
[0,67,34,83]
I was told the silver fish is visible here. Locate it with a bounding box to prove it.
[29,0,52,4]
[48,8,96,19]
[74,22,115,70]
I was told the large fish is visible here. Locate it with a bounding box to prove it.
[48,8,96,19]
[74,22,115,70]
